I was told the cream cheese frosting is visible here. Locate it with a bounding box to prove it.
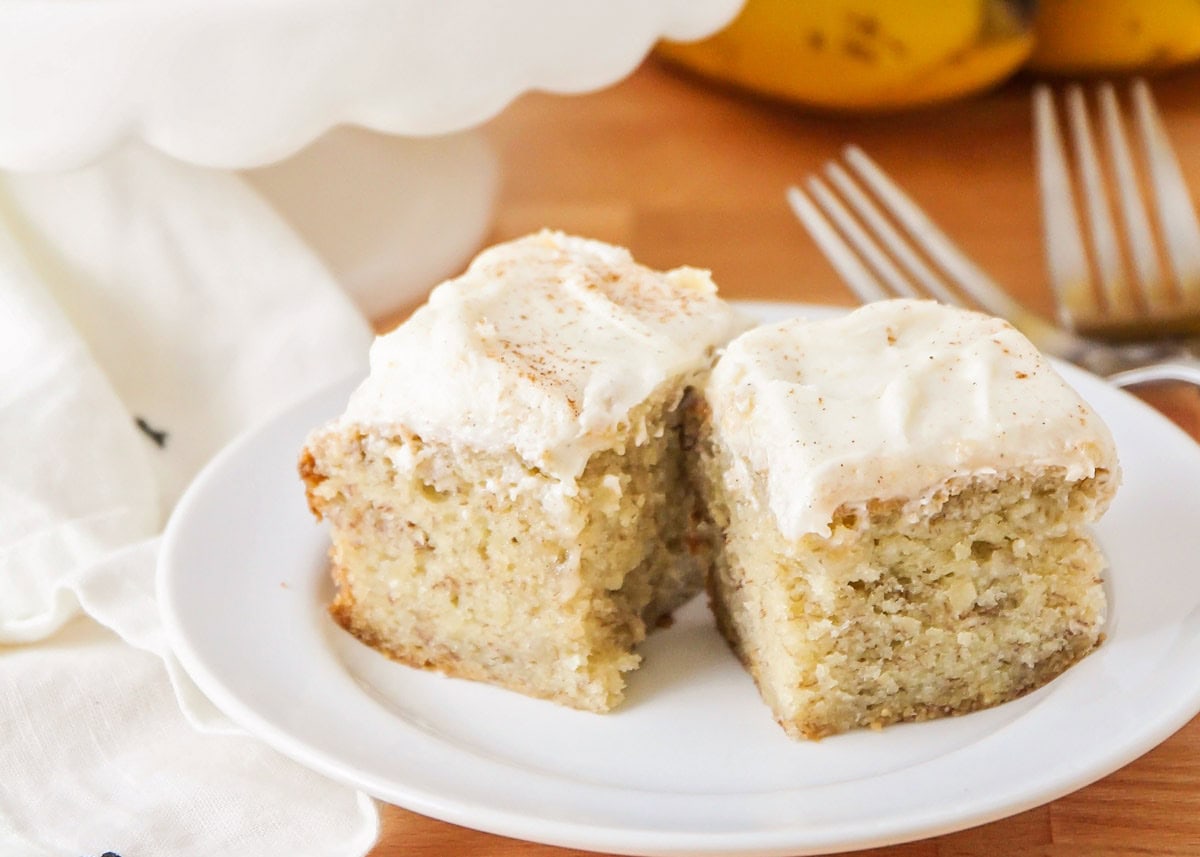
[706,299,1119,540]
[341,230,751,480]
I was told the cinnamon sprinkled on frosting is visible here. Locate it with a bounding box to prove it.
[341,230,751,480]
[706,299,1119,539]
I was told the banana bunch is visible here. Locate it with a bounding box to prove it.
[656,0,1032,112]
[657,0,1200,113]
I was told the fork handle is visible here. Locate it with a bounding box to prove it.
[1107,356,1200,389]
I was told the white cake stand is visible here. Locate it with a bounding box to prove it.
[0,0,742,315]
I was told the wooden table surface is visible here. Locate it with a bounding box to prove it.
[369,59,1200,857]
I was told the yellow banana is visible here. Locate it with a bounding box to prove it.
[1029,0,1200,73]
[657,0,1031,112]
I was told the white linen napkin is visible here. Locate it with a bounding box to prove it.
[0,144,381,855]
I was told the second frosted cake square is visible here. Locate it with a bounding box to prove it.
[697,299,1119,738]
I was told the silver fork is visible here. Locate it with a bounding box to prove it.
[1035,81,1200,340]
[787,145,1200,389]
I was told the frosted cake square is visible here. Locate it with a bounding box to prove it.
[697,299,1119,738]
[300,231,749,712]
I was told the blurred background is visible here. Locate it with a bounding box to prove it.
[363,0,1200,325]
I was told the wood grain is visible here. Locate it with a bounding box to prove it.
[369,59,1200,857]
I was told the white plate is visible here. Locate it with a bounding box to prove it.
[159,301,1200,857]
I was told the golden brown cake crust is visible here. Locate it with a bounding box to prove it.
[298,449,325,521]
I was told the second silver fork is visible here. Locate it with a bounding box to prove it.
[1035,81,1200,339]
[787,145,1200,389]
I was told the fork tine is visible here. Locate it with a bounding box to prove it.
[790,144,1084,359]
[1033,85,1094,330]
[842,145,1025,322]
[821,162,960,306]
[786,184,890,304]
[1131,78,1200,308]
[1066,84,1136,318]
[802,174,921,300]
[1097,81,1167,313]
